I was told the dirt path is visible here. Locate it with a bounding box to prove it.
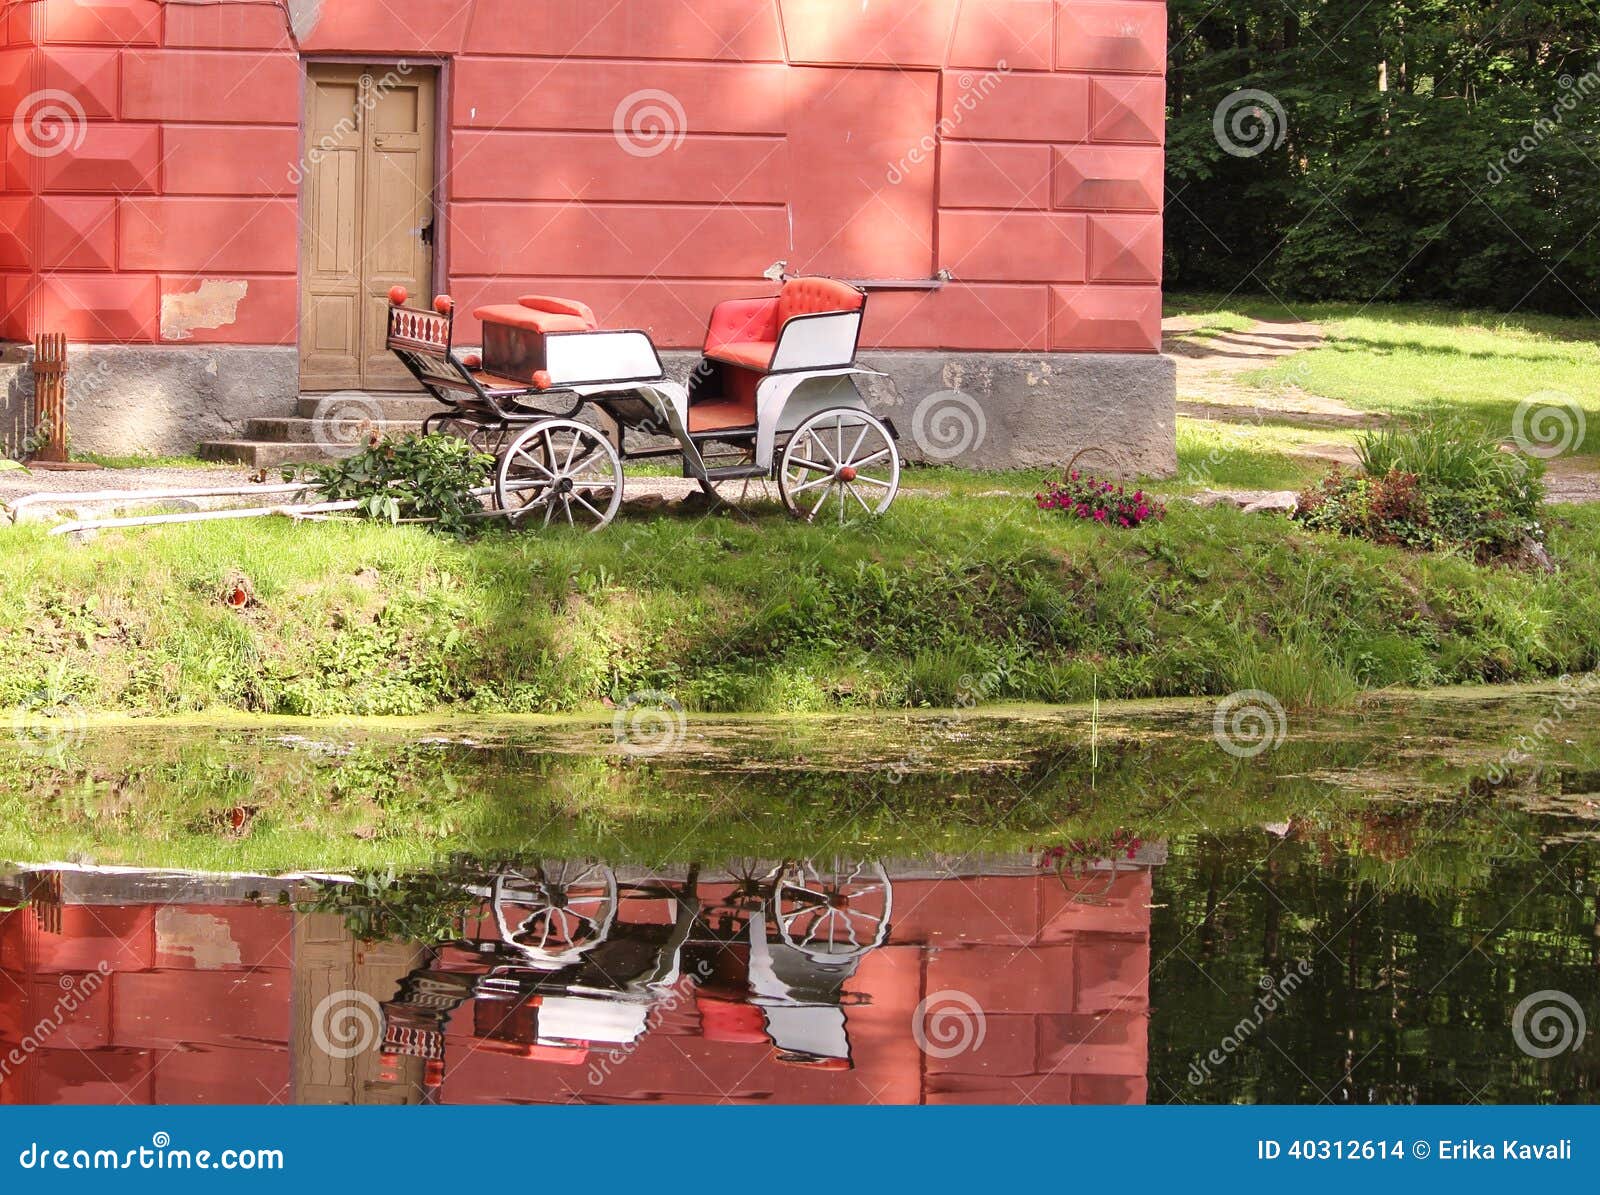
[1164,315,1381,429]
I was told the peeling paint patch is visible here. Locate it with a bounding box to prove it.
[154,907,243,969]
[161,280,249,341]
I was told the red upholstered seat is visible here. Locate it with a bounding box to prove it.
[517,294,598,328]
[702,276,864,371]
[777,275,864,323]
[475,303,591,334]
[704,340,776,370]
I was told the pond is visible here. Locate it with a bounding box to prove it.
[0,687,1596,1105]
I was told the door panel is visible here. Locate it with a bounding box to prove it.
[299,63,436,392]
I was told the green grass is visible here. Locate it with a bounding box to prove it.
[1174,419,1338,492]
[1,493,1596,721]
[72,452,226,470]
[1165,293,1600,457]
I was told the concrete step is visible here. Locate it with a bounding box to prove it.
[245,416,425,443]
[196,440,352,468]
[295,393,441,420]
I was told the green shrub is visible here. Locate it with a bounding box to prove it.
[291,433,495,535]
[1296,409,1545,561]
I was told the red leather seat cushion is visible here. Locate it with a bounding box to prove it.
[704,340,776,370]
[516,294,597,328]
[475,303,590,333]
[778,276,864,324]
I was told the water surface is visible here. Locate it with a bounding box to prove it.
[1,688,1596,1104]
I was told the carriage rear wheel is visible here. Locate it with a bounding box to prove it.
[496,419,623,531]
[778,408,899,524]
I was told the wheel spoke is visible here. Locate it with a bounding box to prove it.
[843,423,869,465]
[853,447,891,468]
[848,482,873,515]
[789,472,832,495]
[572,492,607,522]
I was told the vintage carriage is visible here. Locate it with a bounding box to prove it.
[384,273,904,529]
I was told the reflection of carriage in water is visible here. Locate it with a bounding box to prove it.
[381,859,893,1079]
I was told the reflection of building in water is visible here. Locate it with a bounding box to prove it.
[0,850,1161,1105]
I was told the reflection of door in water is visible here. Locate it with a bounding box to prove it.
[299,63,435,392]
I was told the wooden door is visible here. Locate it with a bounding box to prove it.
[300,64,436,392]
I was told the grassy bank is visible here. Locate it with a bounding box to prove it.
[2,494,1597,718]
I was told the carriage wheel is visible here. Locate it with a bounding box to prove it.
[496,419,623,530]
[778,409,899,525]
[697,444,779,509]
[492,861,619,964]
[774,860,893,961]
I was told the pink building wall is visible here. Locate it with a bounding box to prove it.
[0,0,1166,353]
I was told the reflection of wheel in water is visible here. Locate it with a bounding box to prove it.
[775,860,892,960]
[779,409,899,524]
[492,861,619,964]
[697,444,779,508]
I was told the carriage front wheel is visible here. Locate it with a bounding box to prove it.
[496,419,623,531]
[778,408,900,524]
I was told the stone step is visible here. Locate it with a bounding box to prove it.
[196,440,352,469]
[245,416,425,443]
[295,393,441,420]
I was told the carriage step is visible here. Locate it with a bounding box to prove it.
[701,464,770,481]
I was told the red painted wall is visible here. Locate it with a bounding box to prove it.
[0,0,1166,352]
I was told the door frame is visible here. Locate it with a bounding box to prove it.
[295,55,451,391]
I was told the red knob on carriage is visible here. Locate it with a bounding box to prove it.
[532,370,552,390]
[433,294,454,315]
[462,352,482,369]
[388,285,408,306]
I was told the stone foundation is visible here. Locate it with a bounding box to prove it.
[2,345,297,459]
[2,344,1175,476]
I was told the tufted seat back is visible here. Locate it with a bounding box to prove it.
[777,276,865,325]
